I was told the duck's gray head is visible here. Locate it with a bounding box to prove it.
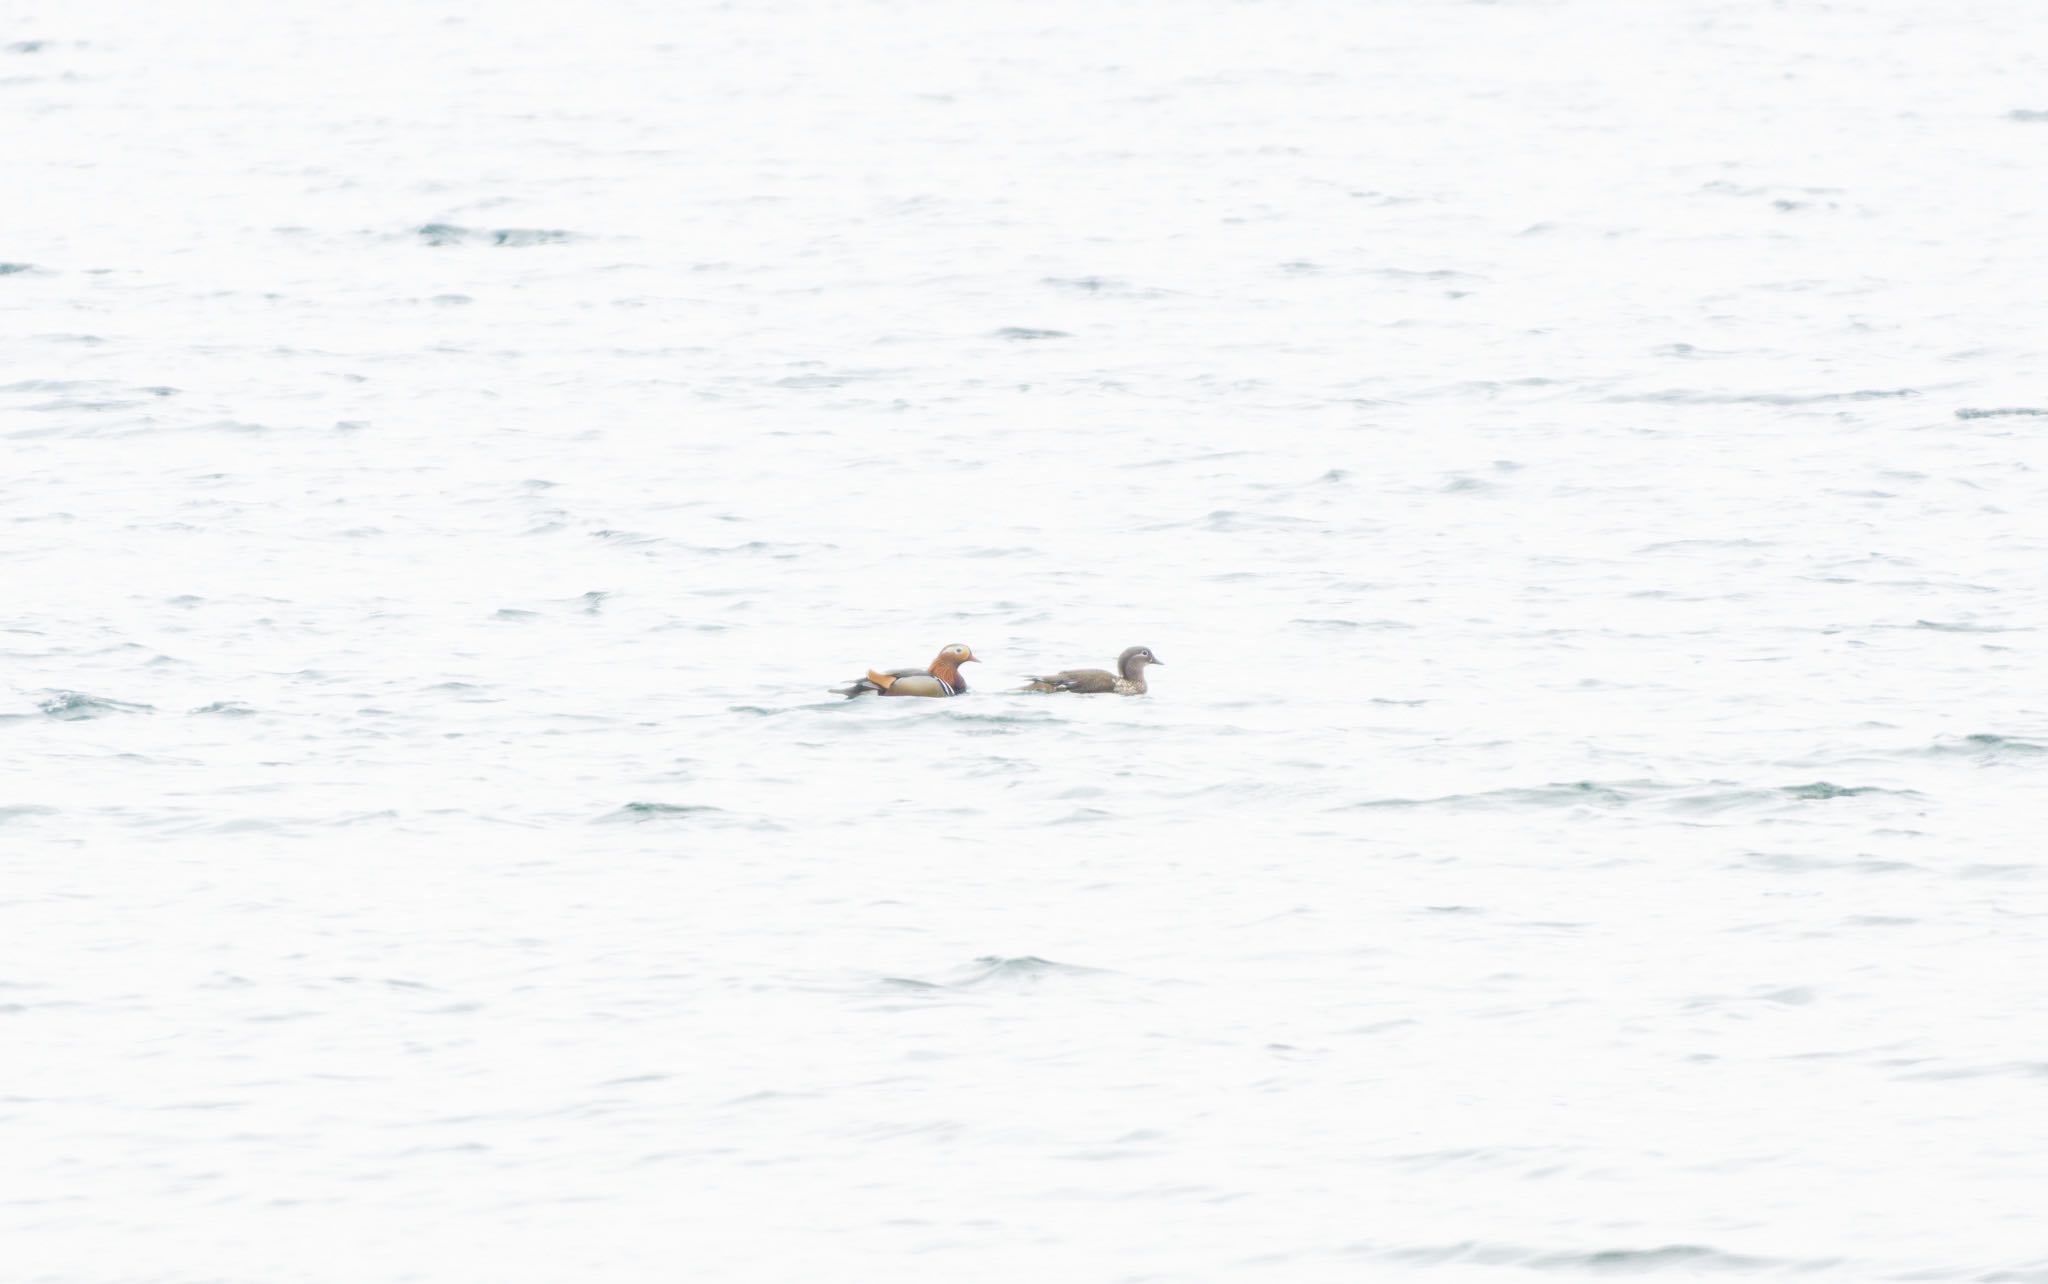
[1118,645,1162,677]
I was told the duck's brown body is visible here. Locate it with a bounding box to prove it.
[1020,646,1162,695]
[836,644,977,698]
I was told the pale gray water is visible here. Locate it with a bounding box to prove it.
[4,1,2046,1280]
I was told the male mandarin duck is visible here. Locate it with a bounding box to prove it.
[1019,646,1163,695]
[834,643,978,698]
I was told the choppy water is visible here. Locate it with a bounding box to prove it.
[5,2,2047,1280]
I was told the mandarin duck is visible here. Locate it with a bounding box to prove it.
[834,643,978,698]
[1019,646,1163,695]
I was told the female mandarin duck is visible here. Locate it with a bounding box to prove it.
[835,643,979,698]
[1019,646,1163,695]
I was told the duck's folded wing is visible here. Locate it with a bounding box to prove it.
[875,671,956,697]
[836,666,933,697]
[1025,668,1118,693]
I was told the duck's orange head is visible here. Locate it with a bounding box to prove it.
[929,643,977,682]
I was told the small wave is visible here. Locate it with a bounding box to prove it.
[933,709,1062,727]
[1606,387,1918,406]
[878,955,1111,995]
[1041,274,1118,292]
[1914,619,2024,633]
[1665,781,1917,813]
[415,223,573,247]
[1345,781,1648,811]
[1,378,109,394]
[1411,377,1563,401]
[598,802,724,823]
[1050,806,1114,825]
[1959,863,2037,881]
[0,262,36,276]
[1374,1240,1819,1274]
[329,810,400,827]
[1344,779,1914,814]
[1371,266,1475,281]
[1039,273,1176,298]
[1292,617,1413,631]
[992,326,1070,340]
[1896,1060,2048,1082]
[206,818,289,835]
[188,701,256,717]
[1779,781,1889,801]
[1921,733,2046,761]
[773,369,900,390]
[38,691,153,720]
[1149,509,1315,533]
[0,805,58,824]
[2008,109,2048,122]
[1637,537,1773,553]
[1955,405,2046,419]
[957,956,1107,987]
[1530,1243,1791,1273]
[424,681,499,701]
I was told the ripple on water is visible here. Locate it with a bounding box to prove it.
[1913,619,2025,634]
[597,802,725,824]
[1605,387,1920,406]
[1955,405,2047,418]
[1740,846,1922,877]
[1919,733,2046,762]
[991,326,1071,340]
[827,705,1060,729]
[1370,1240,1832,1274]
[883,956,1114,993]
[1291,617,1414,632]
[38,692,155,720]
[414,223,574,247]
[1342,779,1919,815]
[1039,274,1169,297]
[1166,509,1316,533]
[1050,806,1115,825]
